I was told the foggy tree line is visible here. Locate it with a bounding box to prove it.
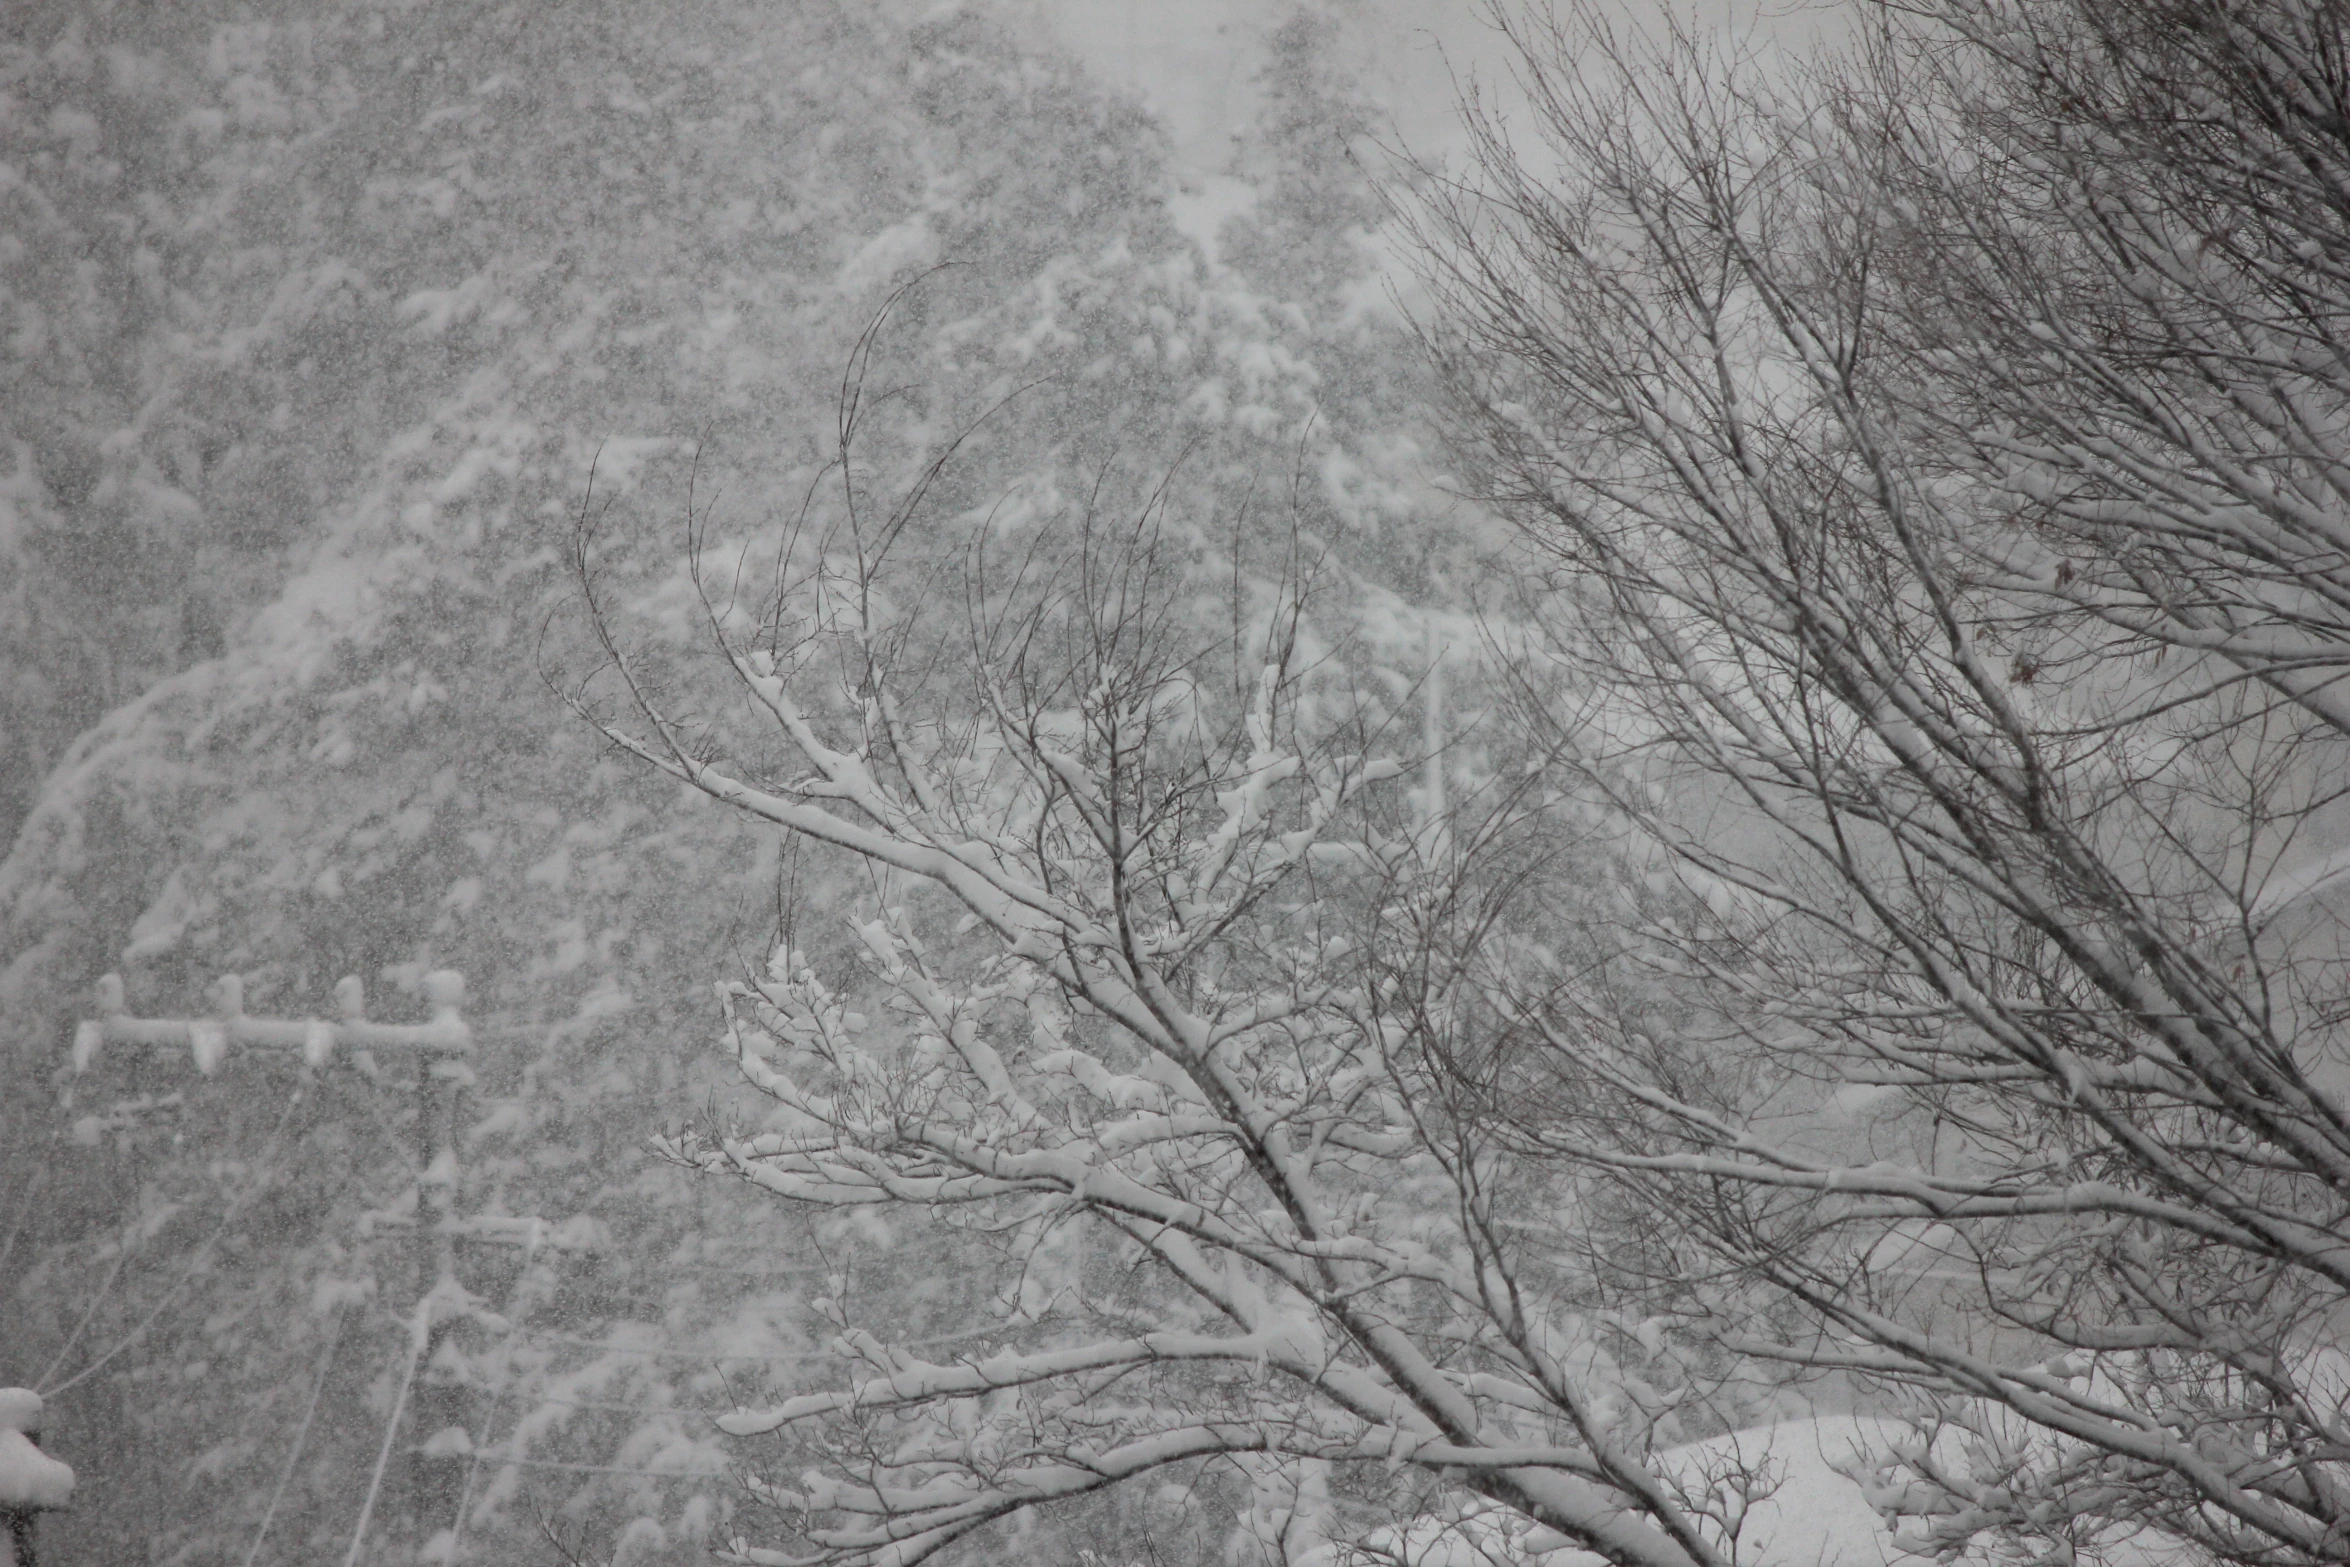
[2,3,1481,1563]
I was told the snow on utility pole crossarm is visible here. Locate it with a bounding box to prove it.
[61,968,590,1565]
[72,971,470,1076]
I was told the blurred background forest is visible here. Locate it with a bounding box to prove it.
[0,0,1472,1560]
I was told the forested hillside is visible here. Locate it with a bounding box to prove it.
[0,3,1451,1562]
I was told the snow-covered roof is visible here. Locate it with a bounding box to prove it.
[0,1391,74,1513]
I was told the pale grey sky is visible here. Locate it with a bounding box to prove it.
[1018,0,1852,175]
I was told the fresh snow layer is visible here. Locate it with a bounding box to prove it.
[1367,1415,2193,1567]
[1548,1416,1908,1567]
[0,1391,73,1513]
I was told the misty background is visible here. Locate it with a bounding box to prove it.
[0,2,1844,1564]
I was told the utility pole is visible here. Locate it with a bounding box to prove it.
[74,969,581,1563]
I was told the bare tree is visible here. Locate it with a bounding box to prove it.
[1409,2,2350,1563]
[560,298,1817,1566]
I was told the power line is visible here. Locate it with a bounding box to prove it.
[42,1086,311,1399]
[476,1394,711,1415]
[34,1237,133,1391]
[509,1327,990,1361]
[468,1454,730,1480]
[342,1306,427,1567]
[71,967,586,1559]
[509,1332,823,1361]
[448,1225,547,1565]
[241,1298,349,1567]
[0,1165,50,1287]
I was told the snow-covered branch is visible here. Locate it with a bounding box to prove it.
[1406,4,2350,1563]
[570,390,1756,1565]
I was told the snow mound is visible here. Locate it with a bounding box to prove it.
[0,1389,74,1513]
[1544,1417,1911,1567]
